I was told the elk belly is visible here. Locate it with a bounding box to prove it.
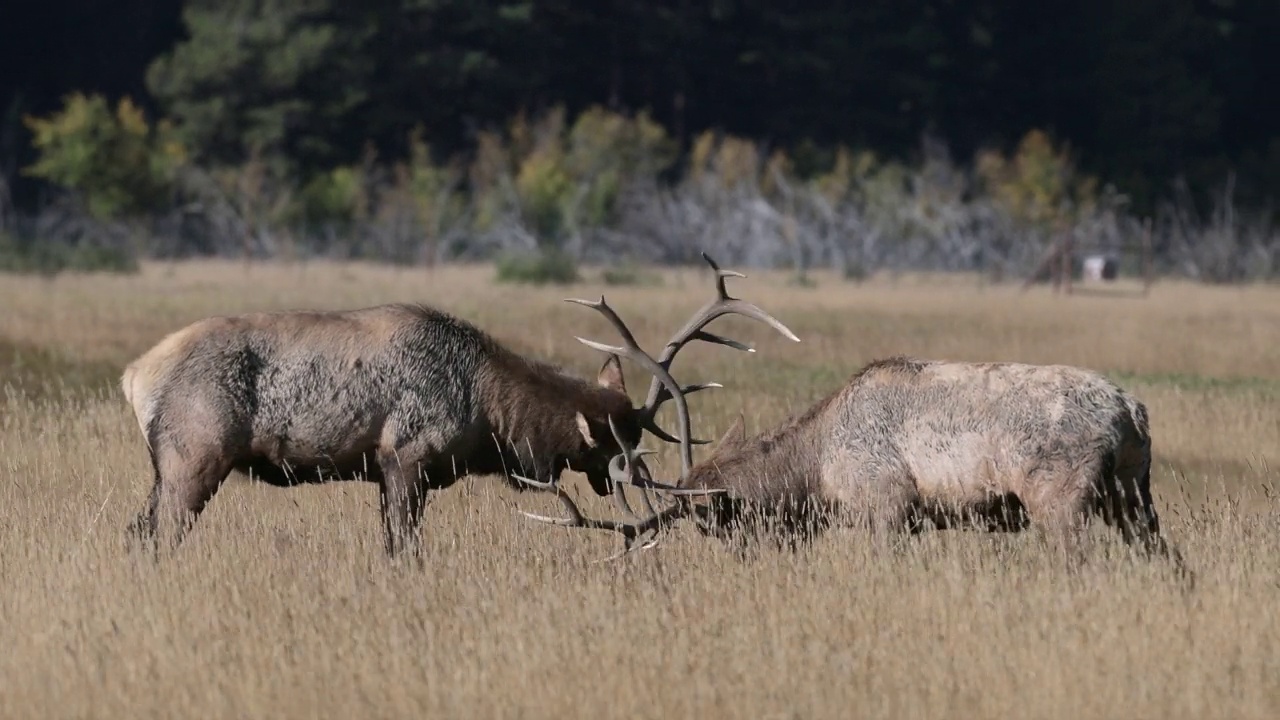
[901,430,1011,506]
[249,410,383,465]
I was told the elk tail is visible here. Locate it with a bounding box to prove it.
[1123,394,1151,449]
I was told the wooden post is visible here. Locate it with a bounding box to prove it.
[1059,222,1073,295]
[1051,237,1062,294]
[1141,217,1154,296]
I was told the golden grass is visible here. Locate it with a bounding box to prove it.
[1,261,1279,718]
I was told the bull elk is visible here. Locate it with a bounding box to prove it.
[120,253,798,557]
[516,308,1188,576]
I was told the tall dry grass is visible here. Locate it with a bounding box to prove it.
[1,261,1279,719]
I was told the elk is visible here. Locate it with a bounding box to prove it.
[120,253,798,558]
[516,310,1188,575]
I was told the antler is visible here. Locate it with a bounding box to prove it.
[513,416,725,562]
[566,252,799,479]
[640,253,800,445]
[564,295,713,480]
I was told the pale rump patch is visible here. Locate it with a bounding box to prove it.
[120,322,207,442]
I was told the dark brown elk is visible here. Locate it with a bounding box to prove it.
[516,311,1188,576]
[120,254,798,557]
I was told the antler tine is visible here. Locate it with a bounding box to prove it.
[564,296,644,350]
[512,458,644,525]
[638,253,800,440]
[641,380,721,445]
[511,414,727,562]
[607,454,727,497]
[513,471,655,534]
[512,468,690,562]
[701,251,747,300]
[564,295,701,480]
[606,414,662,518]
[606,415,727,498]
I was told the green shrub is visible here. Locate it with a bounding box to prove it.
[406,127,466,264]
[515,145,574,240]
[565,106,677,230]
[0,233,59,274]
[787,272,818,288]
[23,93,185,221]
[0,232,138,275]
[601,263,664,287]
[295,165,364,229]
[494,247,581,285]
[470,106,678,246]
[842,261,870,283]
[63,242,139,273]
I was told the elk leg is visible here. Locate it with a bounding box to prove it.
[829,468,917,538]
[1102,467,1193,584]
[1023,492,1088,570]
[152,442,234,549]
[867,486,920,541]
[126,446,164,551]
[375,449,429,561]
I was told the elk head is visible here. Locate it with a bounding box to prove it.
[517,410,773,561]
[517,253,798,557]
[516,414,728,561]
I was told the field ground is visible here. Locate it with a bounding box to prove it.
[2,260,1279,719]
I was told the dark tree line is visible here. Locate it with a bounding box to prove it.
[3,0,1279,215]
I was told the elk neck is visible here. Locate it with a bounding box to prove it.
[477,353,628,462]
[687,391,837,505]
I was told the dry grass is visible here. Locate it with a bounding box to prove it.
[1,261,1279,719]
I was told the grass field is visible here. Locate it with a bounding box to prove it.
[2,260,1279,719]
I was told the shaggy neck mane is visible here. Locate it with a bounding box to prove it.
[478,350,616,460]
[709,356,920,502]
[697,386,840,503]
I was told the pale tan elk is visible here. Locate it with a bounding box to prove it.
[120,253,798,558]
[515,308,1188,574]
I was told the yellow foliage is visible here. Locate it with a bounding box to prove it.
[565,105,675,175]
[23,92,186,220]
[812,146,853,202]
[467,105,676,239]
[518,106,566,159]
[114,97,149,137]
[717,137,761,189]
[507,111,532,162]
[469,130,512,232]
[688,131,762,191]
[811,145,881,204]
[689,131,717,184]
[515,145,573,237]
[976,129,1098,228]
[405,127,464,240]
[762,149,793,198]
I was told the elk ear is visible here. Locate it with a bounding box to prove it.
[596,353,627,394]
[575,412,598,448]
[712,413,748,456]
